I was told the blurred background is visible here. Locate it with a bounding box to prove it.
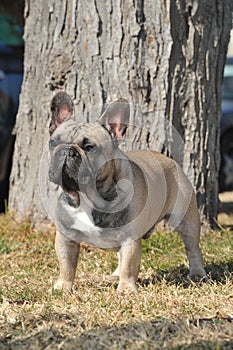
[0,2,24,212]
[219,40,233,193]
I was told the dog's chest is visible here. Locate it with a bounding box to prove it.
[63,196,101,236]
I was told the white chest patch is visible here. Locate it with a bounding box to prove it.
[63,195,101,236]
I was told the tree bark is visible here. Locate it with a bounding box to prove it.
[167,0,233,227]
[9,0,233,227]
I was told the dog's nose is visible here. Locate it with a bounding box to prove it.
[63,146,76,158]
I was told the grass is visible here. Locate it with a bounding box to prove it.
[0,214,232,349]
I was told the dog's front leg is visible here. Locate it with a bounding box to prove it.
[54,230,80,292]
[117,239,142,292]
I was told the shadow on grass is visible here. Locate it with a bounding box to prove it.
[0,317,232,349]
[138,259,233,288]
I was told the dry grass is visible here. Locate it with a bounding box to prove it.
[0,214,232,349]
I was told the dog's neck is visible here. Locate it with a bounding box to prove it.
[62,191,80,208]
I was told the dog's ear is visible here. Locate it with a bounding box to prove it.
[49,91,74,135]
[99,99,130,139]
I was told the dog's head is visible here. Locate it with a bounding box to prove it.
[48,92,130,199]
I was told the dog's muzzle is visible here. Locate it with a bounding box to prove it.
[59,145,78,159]
[49,145,82,184]
[49,144,93,193]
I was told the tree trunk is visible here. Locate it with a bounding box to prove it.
[9,0,233,227]
[167,1,233,227]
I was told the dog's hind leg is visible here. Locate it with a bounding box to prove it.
[54,230,80,292]
[175,195,207,281]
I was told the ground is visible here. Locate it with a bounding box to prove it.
[0,195,232,349]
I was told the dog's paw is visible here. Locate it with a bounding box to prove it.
[53,279,73,293]
[189,274,209,283]
[117,281,138,292]
[189,267,209,283]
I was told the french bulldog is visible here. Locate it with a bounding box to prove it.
[48,91,207,292]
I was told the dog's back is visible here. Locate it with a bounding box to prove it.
[125,149,197,232]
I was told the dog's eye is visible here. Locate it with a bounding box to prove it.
[82,138,96,153]
[83,144,95,152]
[49,139,57,149]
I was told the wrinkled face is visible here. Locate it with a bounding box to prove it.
[48,92,130,200]
[49,119,116,194]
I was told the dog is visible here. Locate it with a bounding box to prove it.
[48,91,207,292]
